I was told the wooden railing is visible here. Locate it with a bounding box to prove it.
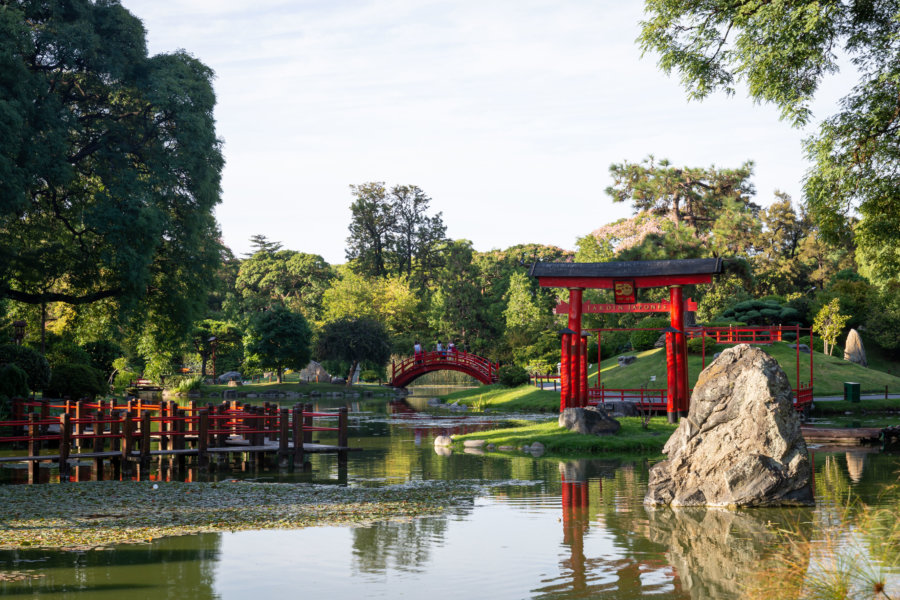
[0,398,350,483]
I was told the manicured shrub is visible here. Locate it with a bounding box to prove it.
[359,369,379,382]
[686,337,721,355]
[0,363,28,397]
[498,364,529,387]
[0,344,51,391]
[630,317,669,351]
[45,363,106,400]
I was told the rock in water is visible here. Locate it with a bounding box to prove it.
[844,329,867,367]
[645,345,813,507]
[559,407,621,435]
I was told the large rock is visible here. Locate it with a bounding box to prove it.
[559,407,621,435]
[645,344,813,507]
[844,328,867,367]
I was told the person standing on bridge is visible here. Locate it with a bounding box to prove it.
[436,341,444,356]
[414,340,423,364]
[448,341,456,355]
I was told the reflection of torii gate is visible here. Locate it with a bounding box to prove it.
[390,351,500,387]
[530,258,723,422]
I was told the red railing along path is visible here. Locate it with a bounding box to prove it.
[390,350,499,387]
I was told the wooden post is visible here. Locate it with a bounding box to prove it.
[27,412,39,484]
[292,405,304,467]
[121,411,134,477]
[92,409,104,481]
[338,406,349,465]
[303,403,313,444]
[110,412,122,480]
[278,408,290,468]
[40,399,49,434]
[159,401,169,452]
[58,413,71,482]
[175,409,186,473]
[139,410,151,475]
[198,410,209,469]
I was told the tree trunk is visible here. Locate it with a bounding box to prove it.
[346,360,358,387]
[277,367,283,384]
[201,355,208,377]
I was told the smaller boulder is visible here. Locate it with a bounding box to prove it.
[559,407,621,435]
[463,439,485,448]
[433,435,452,447]
[844,329,867,367]
[788,343,811,354]
[617,355,637,366]
[654,334,667,349]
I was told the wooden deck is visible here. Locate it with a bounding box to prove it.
[801,426,883,445]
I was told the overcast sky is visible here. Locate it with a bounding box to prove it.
[120,1,851,264]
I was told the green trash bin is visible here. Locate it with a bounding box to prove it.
[844,382,861,403]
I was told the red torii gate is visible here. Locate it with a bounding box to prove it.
[529,258,723,422]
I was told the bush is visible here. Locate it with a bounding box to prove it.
[630,317,669,351]
[170,375,204,393]
[686,337,721,355]
[0,344,51,391]
[798,336,841,356]
[700,321,747,328]
[719,299,802,326]
[81,340,123,378]
[45,341,90,370]
[113,370,139,392]
[45,363,106,400]
[598,330,631,358]
[0,363,29,399]
[498,364,529,387]
[359,369,380,382]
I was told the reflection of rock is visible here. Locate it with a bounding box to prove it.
[845,450,867,483]
[646,506,812,600]
[433,446,451,456]
[646,345,814,507]
[844,329,867,367]
[463,447,484,456]
[559,407,620,435]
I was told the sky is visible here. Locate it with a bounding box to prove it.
[120,0,852,264]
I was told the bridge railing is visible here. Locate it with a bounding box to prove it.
[391,350,498,383]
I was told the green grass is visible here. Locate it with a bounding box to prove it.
[592,342,900,396]
[452,417,676,455]
[812,398,900,415]
[441,384,559,412]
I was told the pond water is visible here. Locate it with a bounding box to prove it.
[1,393,899,599]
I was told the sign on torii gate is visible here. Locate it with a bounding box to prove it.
[529,258,723,422]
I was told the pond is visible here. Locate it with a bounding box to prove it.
[1,393,898,599]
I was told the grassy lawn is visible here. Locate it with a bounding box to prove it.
[452,417,677,455]
[811,398,900,415]
[442,384,559,412]
[591,342,900,396]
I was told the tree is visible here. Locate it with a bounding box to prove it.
[191,320,243,377]
[346,183,396,277]
[245,306,312,384]
[315,317,390,386]
[235,249,333,320]
[639,1,900,282]
[345,182,447,285]
[605,157,757,234]
[0,0,224,343]
[813,298,851,357]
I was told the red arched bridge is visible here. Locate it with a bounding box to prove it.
[390,350,499,388]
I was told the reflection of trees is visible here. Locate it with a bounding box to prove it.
[1,533,221,599]
[351,515,452,574]
[645,507,812,600]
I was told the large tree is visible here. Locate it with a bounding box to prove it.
[345,182,446,284]
[639,1,900,282]
[315,317,390,386]
[0,0,224,341]
[235,247,333,320]
[245,306,311,384]
[605,157,757,233]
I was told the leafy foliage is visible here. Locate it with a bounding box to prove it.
[0,344,50,391]
[497,364,530,387]
[0,0,223,346]
[813,298,851,357]
[631,317,669,351]
[45,363,105,400]
[639,0,900,282]
[245,306,312,383]
[315,317,391,384]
